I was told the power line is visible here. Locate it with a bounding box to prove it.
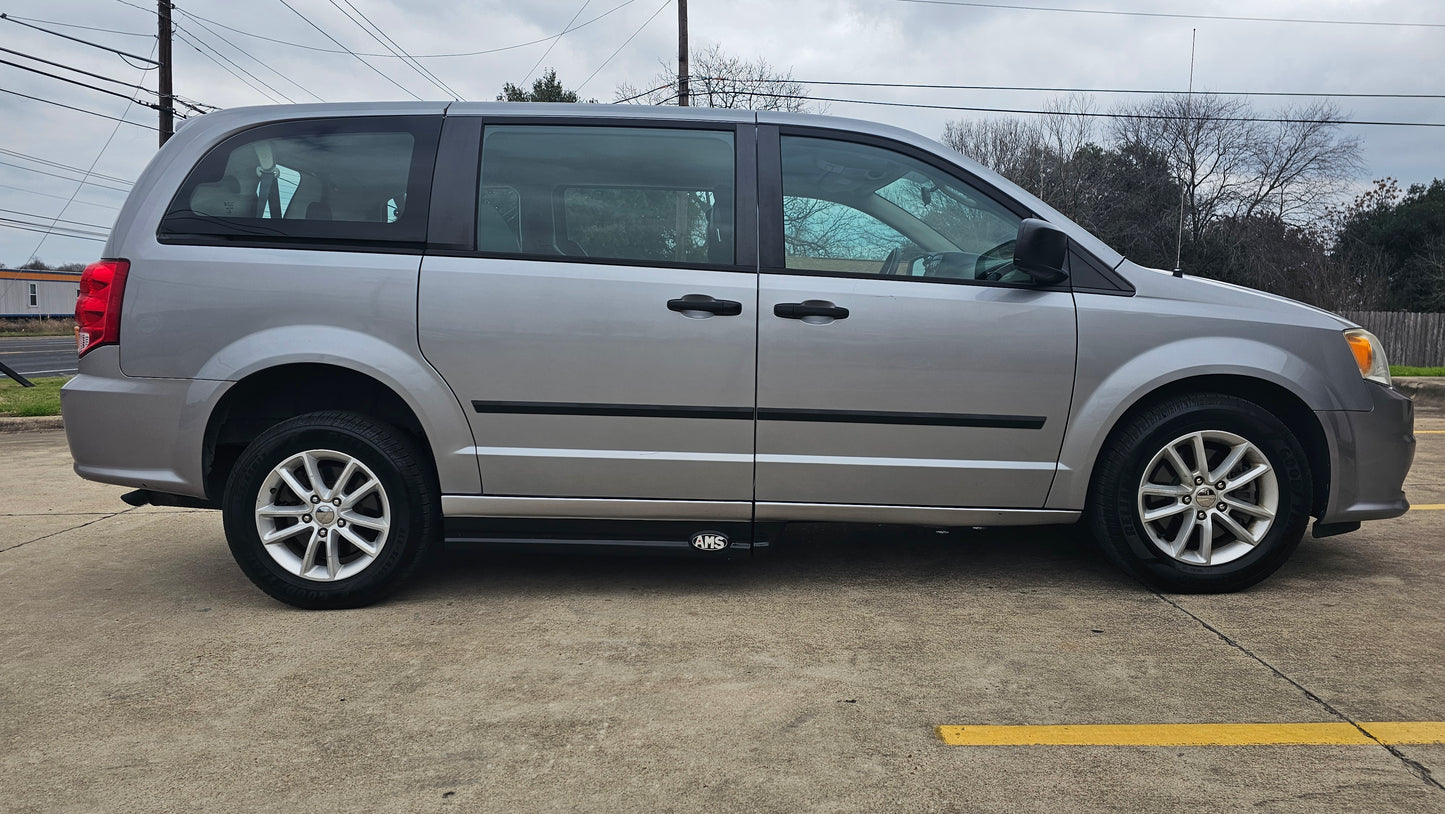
[176,13,324,102]
[0,56,165,111]
[170,0,640,59]
[0,13,160,64]
[0,160,133,193]
[577,0,671,93]
[28,38,155,262]
[776,77,1445,101]
[0,45,161,97]
[766,91,1445,127]
[273,0,423,100]
[325,0,464,99]
[173,27,291,103]
[0,183,122,211]
[523,0,590,85]
[613,81,678,103]
[0,219,109,241]
[0,208,112,231]
[3,14,154,38]
[116,0,301,103]
[0,87,157,130]
[893,0,1445,28]
[0,150,134,186]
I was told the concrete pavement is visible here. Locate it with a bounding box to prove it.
[1,415,1442,812]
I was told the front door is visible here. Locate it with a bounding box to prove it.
[754,130,1077,509]
[420,121,758,503]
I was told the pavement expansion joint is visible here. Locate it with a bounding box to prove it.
[1153,590,1444,790]
[0,506,139,554]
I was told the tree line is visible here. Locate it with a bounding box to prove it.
[943,96,1442,312]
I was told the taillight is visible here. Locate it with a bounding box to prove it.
[76,259,129,358]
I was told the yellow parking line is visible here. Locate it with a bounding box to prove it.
[1417,430,1445,434]
[1412,504,1445,511]
[935,722,1445,746]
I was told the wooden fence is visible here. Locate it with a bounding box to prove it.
[1339,311,1445,368]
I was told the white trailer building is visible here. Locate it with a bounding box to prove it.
[0,268,81,319]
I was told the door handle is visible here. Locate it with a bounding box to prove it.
[667,295,743,318]
[773,301,850,321]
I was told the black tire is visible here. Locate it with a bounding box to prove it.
[222,411,439,609]
[1088,393,1311,593]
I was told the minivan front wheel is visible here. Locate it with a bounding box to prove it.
[222,411,438,609]
[1089,394,1311,592]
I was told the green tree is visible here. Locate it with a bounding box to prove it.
[497,68,593,103]
[1334,178,1445,311]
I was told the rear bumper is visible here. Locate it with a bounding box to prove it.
[61,347,229,499]
[1316,381,1415,524]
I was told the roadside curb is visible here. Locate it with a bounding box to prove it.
[1394,377,1445,410]
[0,416,64,433]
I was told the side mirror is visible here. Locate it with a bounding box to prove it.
[1013,218,1069,286]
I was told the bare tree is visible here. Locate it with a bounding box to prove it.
[943,117,1050,194]
[615,43,816,112]
[1111,95,1360,240]
[1242,101,1362,225]
[942,95,1095,207]
[1111,94,1260,242]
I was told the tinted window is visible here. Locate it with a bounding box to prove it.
[160,116,440,248]
[479,126,735,265]
[780,136,1023,282]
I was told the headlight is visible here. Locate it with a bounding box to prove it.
[1344,328,1391,386]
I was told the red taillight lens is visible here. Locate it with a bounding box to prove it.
[76,259,129,358]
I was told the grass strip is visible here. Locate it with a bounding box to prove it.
[0,376,70,417]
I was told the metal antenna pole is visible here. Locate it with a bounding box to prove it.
[1173,28,1196,277]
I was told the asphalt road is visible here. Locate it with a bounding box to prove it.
[0,335,78,378]
[1,412,1442,812]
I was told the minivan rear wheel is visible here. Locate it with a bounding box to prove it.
[1088,393,1311,592]
[222,411,438,609]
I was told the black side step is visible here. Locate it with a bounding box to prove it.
[443,518,773,558]
[120,489,219,510]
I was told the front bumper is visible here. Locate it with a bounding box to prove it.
[1315,381,1415,524]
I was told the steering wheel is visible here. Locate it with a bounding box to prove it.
[974,239,1016,281]
[878,247,902,276]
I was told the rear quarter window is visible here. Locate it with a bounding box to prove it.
[159,116,441,250]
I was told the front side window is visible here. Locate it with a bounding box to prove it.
[780,135,1024,282]
[160,116,440,247]
[479,126,735,266]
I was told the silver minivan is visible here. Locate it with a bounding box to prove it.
[63,103,1415,608]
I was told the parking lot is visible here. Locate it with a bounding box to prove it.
[2,413,1442,813]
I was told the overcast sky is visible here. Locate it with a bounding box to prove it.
[1,0,1441,267]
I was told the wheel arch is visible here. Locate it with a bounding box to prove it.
[1051,373,1331,517]
[202,362,474,502]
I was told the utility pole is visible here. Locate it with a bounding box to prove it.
[158,0,173,146]
[673,0,690,259]
[676,0,688,106]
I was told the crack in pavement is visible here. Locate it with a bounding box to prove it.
[1155,591,1443,791]
[1,512,114,517]
[0,506,140,554]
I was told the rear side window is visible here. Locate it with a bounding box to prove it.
[478,125,735,266]
[160,116,441,249]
